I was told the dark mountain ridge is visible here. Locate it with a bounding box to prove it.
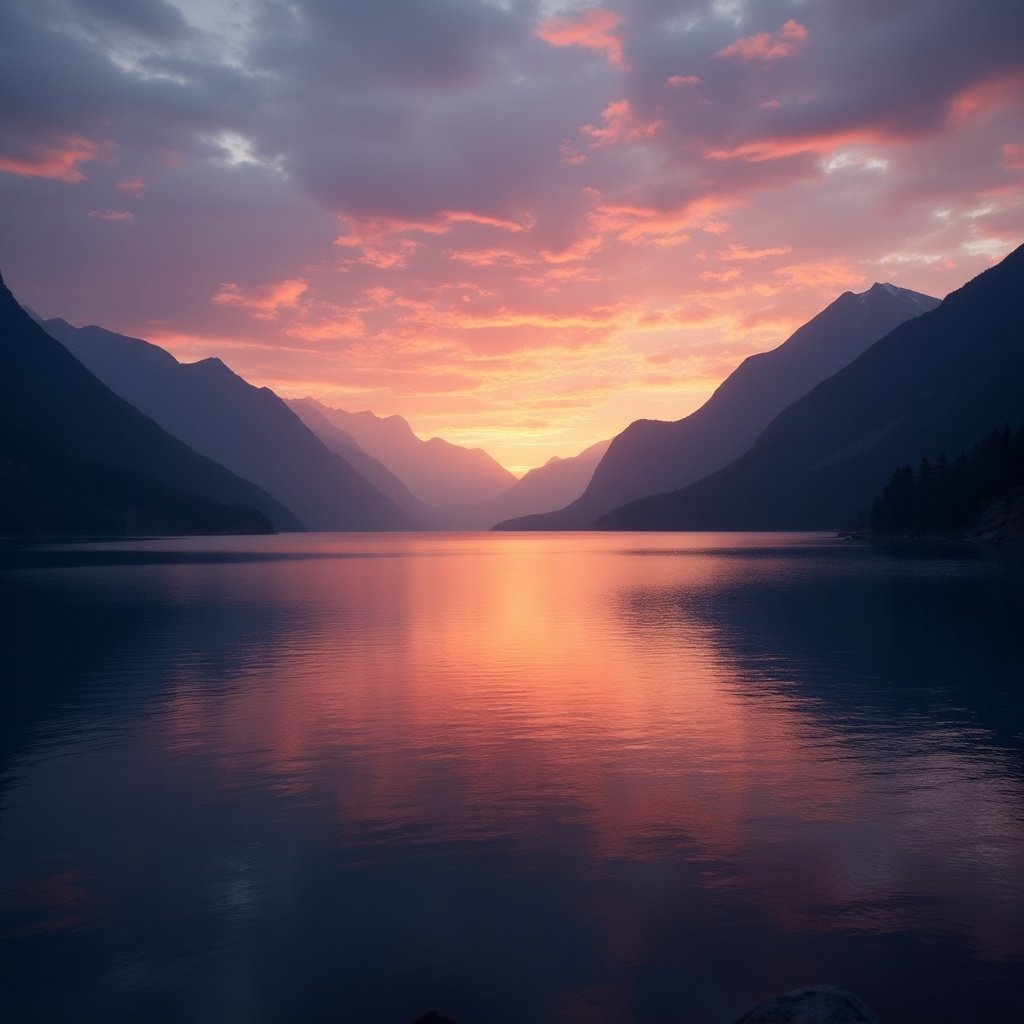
[41,318,419,531]
[0,272,293,536]
[497,282,939,530]
[600,243,1024,530]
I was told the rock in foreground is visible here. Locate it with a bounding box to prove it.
[730,984,882,1024]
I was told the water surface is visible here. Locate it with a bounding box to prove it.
[2,533,1023,1023]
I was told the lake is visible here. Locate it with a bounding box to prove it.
[2,532,1023,1023]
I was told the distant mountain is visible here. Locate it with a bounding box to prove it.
[450,438,613,529]
[280,399,432,521]
[599,243,1024,530]
[497,283,939,530]
[0,271,291,537]
[289,399,516,507]
[41,319,419,531]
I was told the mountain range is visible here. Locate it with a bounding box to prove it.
[599,243,1024,530]
[5,244,1020,539]
[289,399,516,508]
[498,281,940,529]
[38,318,418,532]
[0,271,293,537]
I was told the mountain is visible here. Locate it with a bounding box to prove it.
[450,438,613,529]
[0,271,293,536]
[599,243,1024,531]
[40,319,419,531]
[497,283,939,530]
[278,399,431,520]
[289,399,516,507]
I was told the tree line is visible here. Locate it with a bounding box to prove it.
[869,421,1024,535]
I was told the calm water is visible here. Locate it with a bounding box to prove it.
[2,533,1023,1024]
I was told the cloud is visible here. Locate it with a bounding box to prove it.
[0,135,102,182]
[2,0,1023,469]
[1002,143,1024,170]
[87,209,134,221]
[580,99,662,147]
[116,176,146,195]
[715,20,808,62]
[535,8,625,68]
[717,244,792,262]
[773,260,866,291]
[212,278,309,319]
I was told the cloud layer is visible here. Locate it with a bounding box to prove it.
[2,0,1023,469]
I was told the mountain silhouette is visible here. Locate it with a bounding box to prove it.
[289,399,516,507]
[41,319,419,531]
[281,399,432,521]
[447,438,613,529]
[497,283,939,530]
[0,271,294,536]
[599,243,1024,530]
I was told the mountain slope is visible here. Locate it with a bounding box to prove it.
[283,399,436,521]
[454,438,612,528]
[0,271,293,536]
[291,399,516,507]
[600,244,1024,530]
[42,319,419,531]
[498,283,939,530]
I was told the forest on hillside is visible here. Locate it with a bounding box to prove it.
[869,422,1024,537]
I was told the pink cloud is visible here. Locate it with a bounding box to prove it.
[948,73,1024,126]
[336,209,528,269]
[446,248,535,268]
[715,20,808,62]
[0,135,102,183]
[559,139,587,165]
[667,75,701,88]
[534,8,625,68]
[580,99,662,147]
[213,278,309,319]
[590,195,736,246]
[1000,143,1024,170]
[116,177,146,196]
[718,243,792,261]
[700,268,742,283]
[87,210,134,221]
[774,260,866,291]
[706,127,887,162]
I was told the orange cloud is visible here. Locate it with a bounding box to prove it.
[0,135,102,183]
[446,247,535,267]
[700,268,741,283]
[559,139,587,165]
[212,278,309,319]
[717,243,792,261]
[534,8,625,67]
[581,99,662,147]
[591,195,736,246]
[715,19,808,61]
[706,127,885,162]
[116,177,146,196]
[1000,143,1024,170]
[774,260,866,291]
[540,235,603,264]
[667,75,701,88]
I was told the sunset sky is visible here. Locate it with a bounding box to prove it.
[2,0,1022,472]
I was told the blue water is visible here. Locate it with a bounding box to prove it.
[2,533,1023,1023]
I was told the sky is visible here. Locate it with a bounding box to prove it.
[1,0,1023,473]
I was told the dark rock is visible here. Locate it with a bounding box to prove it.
[730,984,882,1024]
